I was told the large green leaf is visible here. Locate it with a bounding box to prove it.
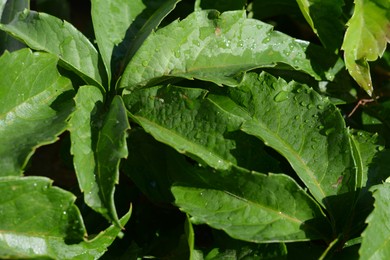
[172,165,330,242]
[0,9,104,87]
[0,176,131,259]
[0,49,74,176]
[123,85,280,172]
[0,0,27,53]
[120,10,343,90]
[225,72,357,230]
[360,183,390,259]
[296,0,344,52]
[342,0,390,96]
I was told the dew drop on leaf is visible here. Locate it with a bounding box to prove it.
[142,60,148,67]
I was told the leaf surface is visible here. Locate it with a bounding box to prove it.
[342,0,390,95]
[0,176,131,259]
[172,165,330,242]
[226,72,357,230]
[120,10,342,90]
[360,183,390,259]
[0,49,74,176]
[296,0,344,52]
[0,9,103,87]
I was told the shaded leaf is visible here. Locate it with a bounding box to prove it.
[0,0,27,54]
[296,0,344,52]
[0,176,131,259]
[68,86,105,215]
[120,10,343,90]
[0,9,104,87]
[123,85,280,172]
[360,183,390,259]
[226,72,357,230]
[195,0,246,12]
[250,0,301,20]
[0,49,74,176]
[95,96,130,226]
[172,165,330,242]
[342,0,390,95]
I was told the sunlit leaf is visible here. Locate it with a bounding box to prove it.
[342,0,390,95]
[120,10,342,90]
[0,49,74,176]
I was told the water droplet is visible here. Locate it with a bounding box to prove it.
[262,37,270,43]
[294,115,299,120]
[377,146,385,152]
[317,125,324,130]
[237,40,244,47]
[142,60,148,67]
[317,105,324,110]
[307,104,314,109]
[33,183,37,187]
[63,211,67,215]
[274,91,289,102]
[300,101,307,107]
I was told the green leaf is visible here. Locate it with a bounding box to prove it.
[95,96,130,225]
[120,10,342,90]
[0,0,27,53]
[69,86,105,214]
[70,91,129,225]
[123,85,280,172]
[172,166,330,242]
[226,72,357,230]
[360,183,390,259]
[0,9,104,87]
[296,0,344,52]
[0,49,74,176]
[341,0,390,96]
[0,176,131,259]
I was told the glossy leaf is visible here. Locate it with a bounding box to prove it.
[120,10,342,90]
[123,85,280,172]
[0,176,131,259]
[296,0,344,52]
[172,165,330,242]
[226,72,357,229]
[0,49,74,176]
[95,96,130,226]
[342,0,390,95]
[0,0,27,53]
[360,183,390,259]
[0,9,104,87]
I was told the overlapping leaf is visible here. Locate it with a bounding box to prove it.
[342,0,390,95]
[70,90,129,226]
[360,183,390,259]
[0,176,131,259]
[123,85,279,172]
[0,9,104,87]
[0,49,74,176]
[224,72,356,229]
[296,0,344,52]
[120,10,343,90]
[172,164,329,242]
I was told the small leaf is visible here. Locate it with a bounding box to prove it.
[0,0,27,53]
[342,0,390,95]
[0,9,104,87]
[360,183,390,259]
[120,10,342,90]
[0,176,132,259]
[172,166,330,242]
[296,0,344,52]
[95,96,130,226]
[0,49,74,176]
